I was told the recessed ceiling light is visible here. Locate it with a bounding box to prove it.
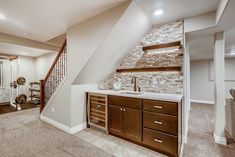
[0,14,6,20]
[154,8,165,16]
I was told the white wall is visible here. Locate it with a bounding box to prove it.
[74,1,152,84]
[184,0,229,33]
[70,1,152,128]
[190,59,235,103]
[191,60,214,103]
[0,56,37,100]
[18,56,36,96]
[35,52,57,80]
[70,84,98,127]
[42,1,130,127]
[184,12,216,33]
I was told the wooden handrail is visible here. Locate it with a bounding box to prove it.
[44,39,67,84]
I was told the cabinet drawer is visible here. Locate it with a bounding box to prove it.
[144,111,178,135]
[143,128,178,157]
[108,95,142,109]
[143,100,178,116]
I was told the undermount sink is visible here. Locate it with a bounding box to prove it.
[119,91,143,95]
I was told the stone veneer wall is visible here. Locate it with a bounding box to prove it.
[99,21,184,94]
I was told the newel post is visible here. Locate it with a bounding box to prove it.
[40,80,45,113]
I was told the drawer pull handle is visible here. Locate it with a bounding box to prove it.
[123,109,126,111]
[120,108,123,111]
[154,105,163,109]
[154,120,163,125]
[97,105,101,108]
[154,139,163,143]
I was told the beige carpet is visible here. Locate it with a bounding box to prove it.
[76,103,235,157]
[0,108,114,157]
[1,103,235,157]
[76,128,166,157]
[183,103,235,157]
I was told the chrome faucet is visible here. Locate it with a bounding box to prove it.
[131,76,140,92]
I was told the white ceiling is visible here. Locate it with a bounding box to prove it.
[0,42,53,57]
[187,34,215,60]
[188,0,235,60]
[0,0,222,58]
[225,29,235,54]
[0,0,126,42]
[136,0,219,25]
[188,31,235,60]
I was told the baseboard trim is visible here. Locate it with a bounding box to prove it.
[184,110,189,144]
[40,115,86,134]
[191,99,214,105]
[214,132,227,145]
[179,142,184,157]
[182,134,187,144]
[70,123,87,134]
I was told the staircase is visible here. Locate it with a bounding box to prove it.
[40,40,67,113]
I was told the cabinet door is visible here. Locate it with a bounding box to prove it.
[123,108,142,142]
[108,105,123,136]
[88,94,107,130]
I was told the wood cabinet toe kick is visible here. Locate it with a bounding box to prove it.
[87,93,182,157]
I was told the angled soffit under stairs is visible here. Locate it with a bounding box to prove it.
[41,1,135,127]
[73,1,152,85]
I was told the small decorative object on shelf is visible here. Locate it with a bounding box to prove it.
[29,82,40,105]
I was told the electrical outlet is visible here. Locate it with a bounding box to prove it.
[52,107,55,113]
